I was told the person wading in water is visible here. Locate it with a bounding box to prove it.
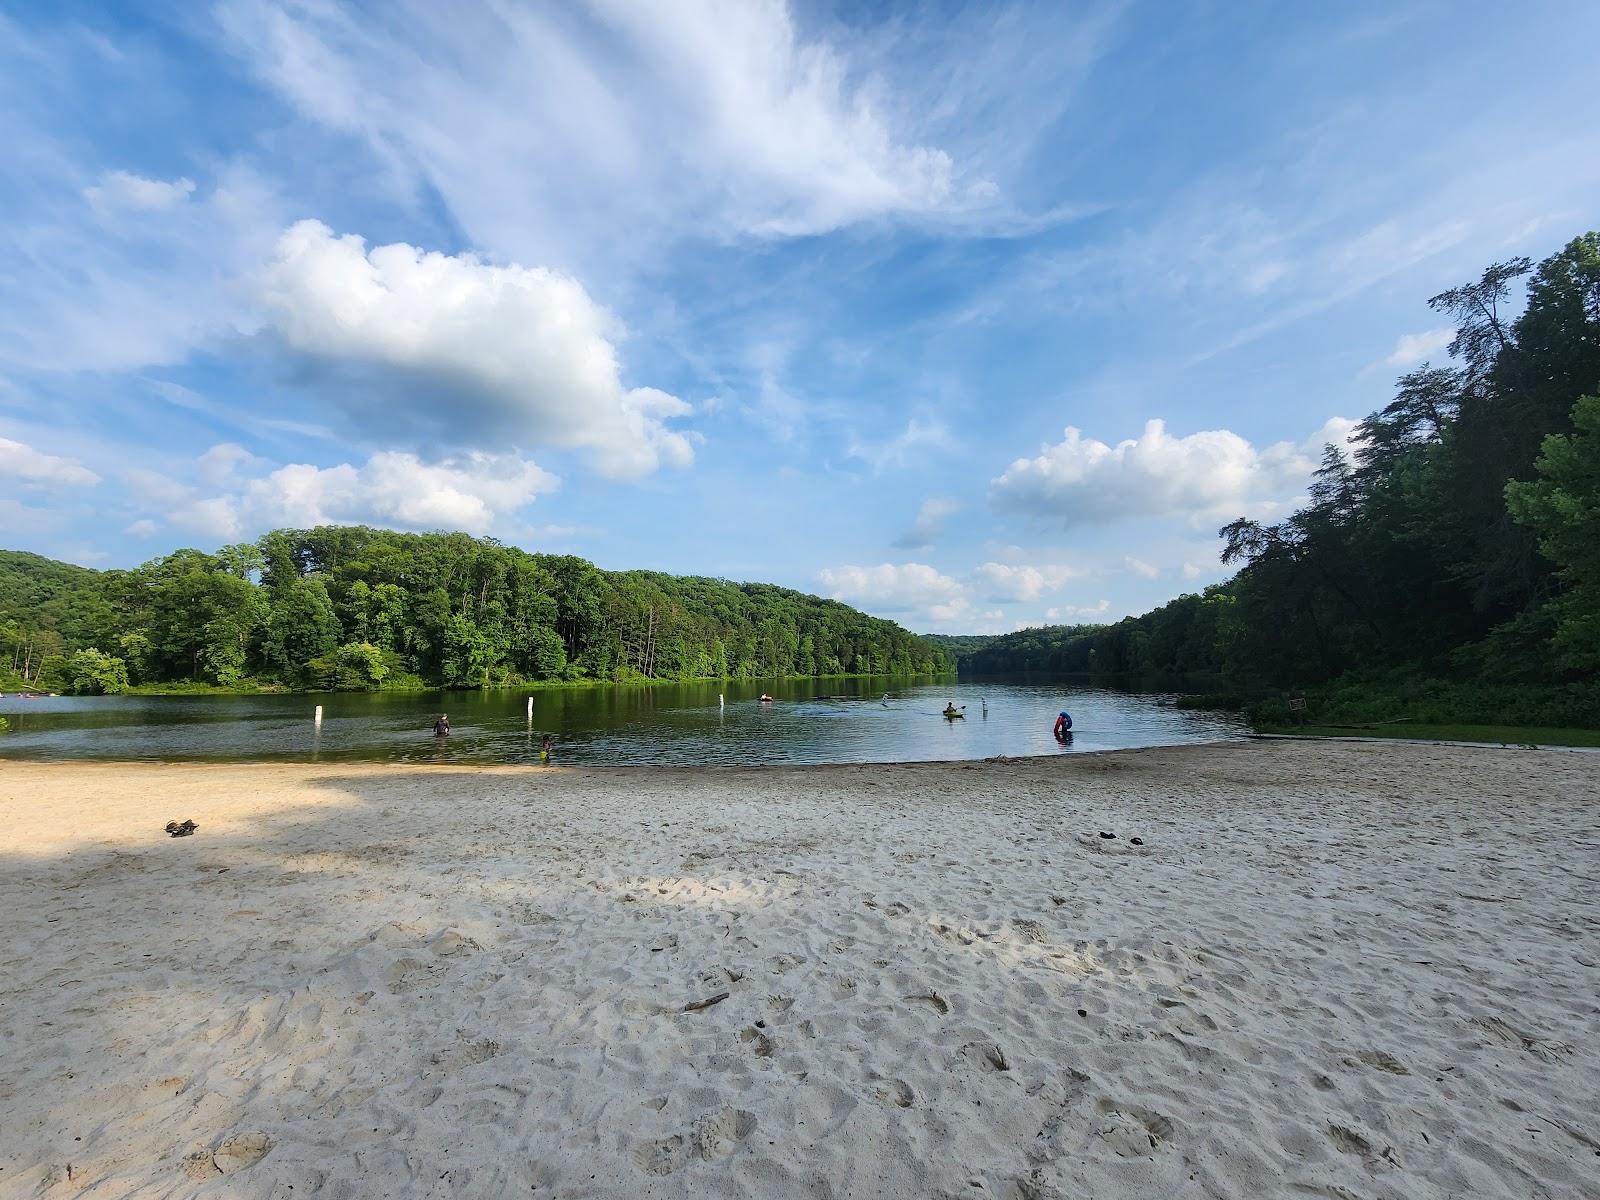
[433,712,450,736]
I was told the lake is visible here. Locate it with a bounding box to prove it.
[0,678,1245,766]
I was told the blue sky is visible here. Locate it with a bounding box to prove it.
[3,1,1598,633]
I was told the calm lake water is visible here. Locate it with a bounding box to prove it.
[0,678,1245,766]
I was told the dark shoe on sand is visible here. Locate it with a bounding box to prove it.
[165,819,198,837]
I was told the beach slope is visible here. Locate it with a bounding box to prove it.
[1,742,1597,1198]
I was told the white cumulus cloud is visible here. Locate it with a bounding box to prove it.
[1045,599,1110,621]
[196,442,268,487]
[971,562,1080,602]
[818,558,1088,627]
[259,220,694,479]
[1383,327,1454,367]
[126,445,557,542]
[243,451,557,535]
[0,437,101,487]
[894,497,960,549]
[815,562,964,617]
[169,496,245,541]
[990,416,1360,527]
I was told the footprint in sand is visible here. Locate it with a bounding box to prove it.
[182,1132,274,1179]
[1327,1123,1401,1165]
[633,1135,687,1176]
[633,1109,757,1174]
[431,1035,503,1073]
[959,1042,1010,1072]
[428,930,480,957]
[902,991,950,1014]
[1092,1102,1173,1156]
[872,1078,915,1107]
[695,1107,758,1161]
[739,1026,775,1057]
[1328,1124,1372,1157]
[1354,1048,1409,1074]
[1012,919,1049,944]
[385,957,446,995]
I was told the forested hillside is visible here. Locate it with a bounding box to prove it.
[1,528,953,692]
[0,551,115,681]
[962,233,1600,727]
[920,633,1000,660]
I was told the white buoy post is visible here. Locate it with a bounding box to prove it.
[313,705,323,728]
[527,696,534,725]
[719,693,725,708]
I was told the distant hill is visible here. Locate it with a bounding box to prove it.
[920,633,998,661]
[954,625,1105,674]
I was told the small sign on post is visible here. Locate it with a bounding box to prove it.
[1288,695,1307,726]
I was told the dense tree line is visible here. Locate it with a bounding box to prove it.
[921,633,1004,661]
[2,529,953,693]
[962,233,1600,725]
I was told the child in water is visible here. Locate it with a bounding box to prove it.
[540,733,554,763]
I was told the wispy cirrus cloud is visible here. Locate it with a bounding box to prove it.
[215,0,990,269]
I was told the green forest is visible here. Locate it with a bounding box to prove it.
[960,233,1600,732]
[1,530,953,694]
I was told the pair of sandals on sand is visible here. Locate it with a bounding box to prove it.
[164,819,198,838]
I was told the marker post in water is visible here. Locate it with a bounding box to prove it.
[313,705,323,728]
[527,696,534,726]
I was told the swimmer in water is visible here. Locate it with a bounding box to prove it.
[433,712,450,736]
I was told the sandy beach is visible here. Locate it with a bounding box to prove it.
[2,740,1597,1199]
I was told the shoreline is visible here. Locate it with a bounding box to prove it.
[4,740,1598,1198]
[0,738,1253,772]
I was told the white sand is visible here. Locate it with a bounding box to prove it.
[1,741,1598,1199]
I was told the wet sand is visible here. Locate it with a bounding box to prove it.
[1,740,1597,1198]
